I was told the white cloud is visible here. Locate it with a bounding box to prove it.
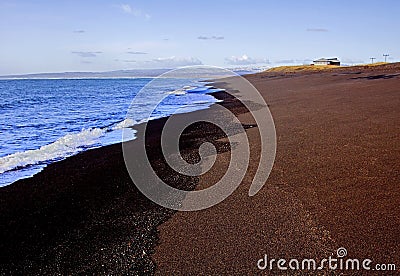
[119,4,150,19]
[121,4,133,14]
[225,54,269,65]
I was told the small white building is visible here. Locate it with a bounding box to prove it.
[313,58,340,66]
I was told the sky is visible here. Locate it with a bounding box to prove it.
[0,0,399,75]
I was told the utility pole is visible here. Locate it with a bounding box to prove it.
[383,54,389,62]
[370,57,376,63]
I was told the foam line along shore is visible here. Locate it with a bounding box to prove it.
[0,78,224,186]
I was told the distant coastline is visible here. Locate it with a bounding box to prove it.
[0,66,268,80]
[0,69,170,79]
[2,62,395,80]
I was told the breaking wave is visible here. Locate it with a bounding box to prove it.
[0,128,107,174]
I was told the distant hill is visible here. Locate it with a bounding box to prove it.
[0,66,269,79]
[0,69,170,79]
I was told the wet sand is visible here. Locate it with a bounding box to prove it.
[1,63,399,274]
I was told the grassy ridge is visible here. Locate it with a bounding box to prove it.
[264,62,394,73]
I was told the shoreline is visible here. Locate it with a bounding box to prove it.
[0,88,245,274]
[0,79,221,187]
[1,63,400,274]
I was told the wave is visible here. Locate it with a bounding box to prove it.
[167,85,194,95]
[0,115,157,174]
[112,118,138,130]
[167,85,224,95]
[0,117,162,174]
[0,128,106,174]
[0,83,220,179]
[0,112,178,175]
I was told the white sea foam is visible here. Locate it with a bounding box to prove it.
[168,90,186,95]
[0,128,106,173]
[0,82,219,181]
[167,85,194,95]
[0,117,147,174]
[112,118,138,130]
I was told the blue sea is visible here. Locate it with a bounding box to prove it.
[0,78,221,186]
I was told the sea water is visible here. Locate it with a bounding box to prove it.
[0,78,221,186]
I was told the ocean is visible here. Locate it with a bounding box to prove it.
[0,78,221,186]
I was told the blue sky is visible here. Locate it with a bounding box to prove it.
[0,0,399,74]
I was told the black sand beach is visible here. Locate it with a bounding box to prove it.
[1,63,400,274]
[0,90,249,274]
